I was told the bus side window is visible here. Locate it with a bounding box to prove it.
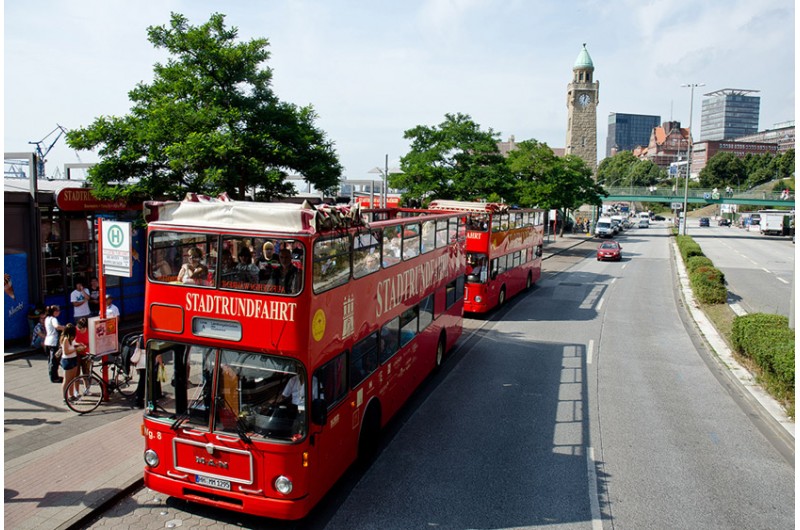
[402,223,421,260]
[353,229,382,278]
[314,351,348,413]
[313,235,351,293]
[382,226,402,267]
[350,332,378,388]
[435,220,449,248]
[379,317,400,363]
[399,306,418,347]
[448,217,460,243]
[421,221,435,254]
[419,294,434,330]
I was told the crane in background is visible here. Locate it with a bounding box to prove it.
[28,124,69,179]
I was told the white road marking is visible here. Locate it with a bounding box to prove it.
[777,277,789,284]
[587,339,594,365]
[587,447,604,530]
[596,297,604,311]
[762,267,771,274]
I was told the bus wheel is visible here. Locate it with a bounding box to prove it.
[525,273,533,290]
[435,332,446,368]
[498,286,507,306]
[358,402,381,465]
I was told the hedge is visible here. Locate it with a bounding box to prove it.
[731,314,795,398]
[686,255,714,274]
[676,235,704,261]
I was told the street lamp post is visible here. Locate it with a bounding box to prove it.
[681,83,705,235]
[367,154,390,208]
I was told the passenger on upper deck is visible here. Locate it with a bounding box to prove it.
[257,241,278,280]
[270,249,300,294]
[236,247,259,283]
[178,247,209,285]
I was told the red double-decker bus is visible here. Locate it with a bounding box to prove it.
[428,200,544,313]
[139,196,466,520]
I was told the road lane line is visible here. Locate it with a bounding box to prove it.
[587,447,603,530]
[596,297,604,311]
[777,277,789,284]
[587,339,594,365]
[762,267,771,274]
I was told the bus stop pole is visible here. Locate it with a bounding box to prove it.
[97,218,110,400]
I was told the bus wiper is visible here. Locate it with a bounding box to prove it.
[171,410,191,430]
[216,395,252,444]
[171,393,206,430]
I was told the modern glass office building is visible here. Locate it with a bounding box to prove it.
[606,113,661,157]
[700,89,760,141]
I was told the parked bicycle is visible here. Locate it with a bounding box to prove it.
[63,350,137,414]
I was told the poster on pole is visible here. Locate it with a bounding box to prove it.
[89,316,119,357]
[102,221,133,277]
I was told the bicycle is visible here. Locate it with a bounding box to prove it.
[63,351,137,414]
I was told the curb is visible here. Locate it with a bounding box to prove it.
[60,478,145,530]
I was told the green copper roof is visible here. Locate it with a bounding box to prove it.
[573,43,594,70]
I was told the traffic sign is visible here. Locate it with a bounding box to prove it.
[671,202,683,210]
[102,221,133,277]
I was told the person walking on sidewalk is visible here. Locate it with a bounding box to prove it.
[60,323,86,402]
[44,305,65,383]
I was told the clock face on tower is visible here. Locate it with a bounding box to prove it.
[578,93,591,108]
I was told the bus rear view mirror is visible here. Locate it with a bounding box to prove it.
[311,398,327,426]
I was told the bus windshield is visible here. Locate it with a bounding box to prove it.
[149,341,309,442]
[466,252,488,283]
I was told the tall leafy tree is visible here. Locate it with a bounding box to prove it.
[507,140,605,233]
[596,151,638,186]
[394,113,511,202]
[699,152,747,189]
[67,13,342,200]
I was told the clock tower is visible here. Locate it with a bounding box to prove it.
[566,43,599,172]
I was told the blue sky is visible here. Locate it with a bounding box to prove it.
[4,0,795,182]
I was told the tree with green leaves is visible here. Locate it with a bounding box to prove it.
[698,152,747,189]
[596,151,639,187]
[393,113,511,202]
[67,12,342,201]
[507,139,605,234]
[596,151,666,187]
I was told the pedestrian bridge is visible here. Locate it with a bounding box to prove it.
[603,187,795,208]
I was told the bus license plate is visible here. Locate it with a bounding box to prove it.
[196,475,231,491]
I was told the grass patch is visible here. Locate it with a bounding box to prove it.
[701,302,736,348]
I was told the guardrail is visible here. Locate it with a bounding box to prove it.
[602,187,795,207]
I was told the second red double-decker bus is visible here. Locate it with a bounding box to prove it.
[428,200,544,313]
[139,196,466,520]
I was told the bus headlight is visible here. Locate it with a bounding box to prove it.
[144,449,159,467]
[274,475,293,495]
[474,295,482,303]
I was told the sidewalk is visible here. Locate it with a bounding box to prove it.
[4,318,145,530]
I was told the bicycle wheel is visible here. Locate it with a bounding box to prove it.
[64,374,104,414]
[114,363,137,398]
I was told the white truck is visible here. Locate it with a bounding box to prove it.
[759,210,792,236]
